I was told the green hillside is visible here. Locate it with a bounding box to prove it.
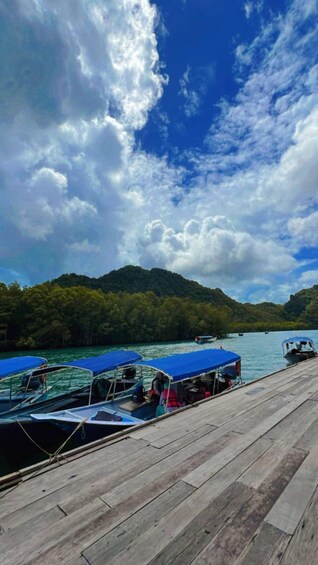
[0,268,316,351]
[52,266,286,324]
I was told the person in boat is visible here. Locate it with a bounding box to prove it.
[20,363,47,391]
[212,372,233,395]
[156,382,182,416]
[151,371,166,400]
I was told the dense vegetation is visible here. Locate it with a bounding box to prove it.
[0,267,317,351]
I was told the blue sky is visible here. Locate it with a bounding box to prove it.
[0,0,318,303]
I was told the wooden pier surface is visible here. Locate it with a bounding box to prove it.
[1,358,318,564]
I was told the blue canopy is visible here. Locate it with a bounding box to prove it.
[0,356,47,380]
[61,349,142,377]
[131,348,240,382]
[282,336,314,345]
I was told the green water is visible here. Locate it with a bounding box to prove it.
[1,330,317,477]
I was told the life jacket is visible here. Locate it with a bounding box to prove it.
[160,388,181,409]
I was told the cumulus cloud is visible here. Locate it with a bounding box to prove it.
[0,0,165,282]
[136,217,296,291]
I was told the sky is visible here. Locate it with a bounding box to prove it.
[0,0,318,304]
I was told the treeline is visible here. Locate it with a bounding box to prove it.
[0,282,232,351]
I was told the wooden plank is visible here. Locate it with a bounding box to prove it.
[239,401,318,488]
[266,533,292,565]
[0,442,162,531]
[83,481,195,565]
[222,394,293,434]
[31,435,252,562]
[145,482,252,565]
[183,395,307,488]
[190,447,306,565]
[279,486,318,564]
[93,439,271,565]
[1,498,109,565]
[264,399,317,440]
[0,505,65,552]
[236,522,289,565]
[265,445,318,534]
[148,423,216,448]
[277,374,318,396]
[51,439,181,515]
[0,436,149,521]
[156,423,216,451]
[101,429,240,509]
[294,415,318,451]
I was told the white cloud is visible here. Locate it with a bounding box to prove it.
[243,1,263,20]
[288,211,318,247]
[0,0,165,282]
[178,64,215,117]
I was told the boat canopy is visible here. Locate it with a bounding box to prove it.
[59,349,142,377]
[130,349,240,383]
[196,336,213,339]
[282,336,314,345]
[0,356,47,380]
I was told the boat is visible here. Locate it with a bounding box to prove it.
[0,349,143,464]
[194,335,217,344]
[0,356,49,413]
[31,348,243,443]
[282,336,317,365]
[0,349,142,419]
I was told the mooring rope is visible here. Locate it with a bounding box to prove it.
[0,417,89,499]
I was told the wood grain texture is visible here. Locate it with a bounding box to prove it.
[279,486,318,564]
[265,445,318,534]
[190,447,306,565]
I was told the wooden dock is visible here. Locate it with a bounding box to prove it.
[1,358,318,564]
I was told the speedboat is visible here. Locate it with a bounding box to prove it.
[31,348,243,443]
[282,336,317,365]
[194,335,217,344]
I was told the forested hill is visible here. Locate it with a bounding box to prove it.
[0,267,316,350]
[52,266,242,308]
[51,266,318,325]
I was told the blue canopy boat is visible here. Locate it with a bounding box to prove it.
[31,348,242,443]
[282,336,317,365]
[0,349,143,465]
[0,349,142,419]
[0,356,48,413]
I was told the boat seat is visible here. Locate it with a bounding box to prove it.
[119,399,149,412]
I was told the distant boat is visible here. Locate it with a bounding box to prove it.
[282,336,317,365]
[265,331,269,334]
[194,335,217,344]
[238,333,244,336]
